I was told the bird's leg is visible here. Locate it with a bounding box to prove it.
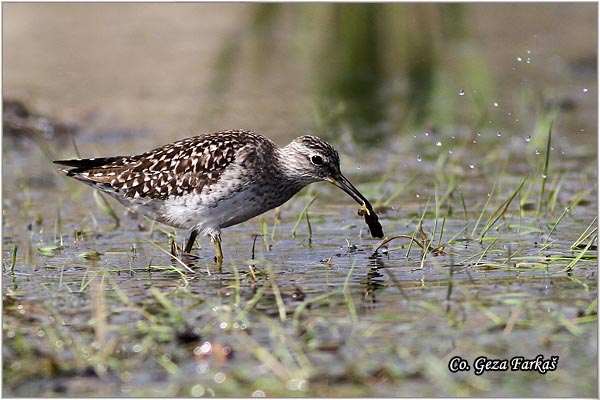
[184,230,198,254]
[212,233,224,266]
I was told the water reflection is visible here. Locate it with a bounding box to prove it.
[361,258,386,305]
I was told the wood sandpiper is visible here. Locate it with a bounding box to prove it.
[54,129,384,264]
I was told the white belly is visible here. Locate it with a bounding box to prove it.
[127,181,299,239]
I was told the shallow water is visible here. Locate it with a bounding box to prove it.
[3,2,598,397]
[3,128,597,396]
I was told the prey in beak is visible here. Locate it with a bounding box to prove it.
[325,173,384,238]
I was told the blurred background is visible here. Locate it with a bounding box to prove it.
[3,3,597,150]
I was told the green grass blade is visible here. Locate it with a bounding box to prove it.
[459,190,468,225]
[381,173,419,207]
[542,199,576,246]
[292,195,318,237]
[478,176,528,240]
[342,261,358,323]
[571,217,598,249]
[10,245,18,274]
[564,234,598,272]
[93,190,120,230]
[536,120,553,218]
[471,183,496,238]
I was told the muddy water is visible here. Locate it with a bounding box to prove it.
[3,3,597,397]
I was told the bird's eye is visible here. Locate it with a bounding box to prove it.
[311,155,324,165]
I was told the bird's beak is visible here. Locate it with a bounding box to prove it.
[326,172,384,239]
[326,173,373,212]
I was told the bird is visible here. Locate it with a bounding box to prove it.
[54,129,384,264]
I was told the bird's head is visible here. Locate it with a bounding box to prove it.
[282,135,370,205]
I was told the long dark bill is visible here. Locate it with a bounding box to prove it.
[326,173,384,238]
[326,173,370,207]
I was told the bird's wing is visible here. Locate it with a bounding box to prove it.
[53,132,255,200]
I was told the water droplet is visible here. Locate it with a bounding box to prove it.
[195,341,212,355]
[448,149,453,155]
[525,135,531,142]
[493,102,499,107]
[424,131,430,136]
[195,363,209,374]
[469,164,475,169]
[286,379,307,392]
[458,89,465,96]
[527,50,532,54]
[515,118,520,122]
[550,146,554,151]
[191,385,206,397]
[526,57,532,64]
[542,174,547,179]
[214,372,226,384]
[436,141,442,147]
[451,135,456,139]
[121,371,132,382]
[516,56,522,62]
[535,149,540,155]
[416,194,420,198]
[477,132,481,136]
[560,150,565,155]
[472,140,477,144]
[497,131,502,137]
[356,165,361,171]
[487,193,491,197]
[583,87,589,93]
[416,154,422,162]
